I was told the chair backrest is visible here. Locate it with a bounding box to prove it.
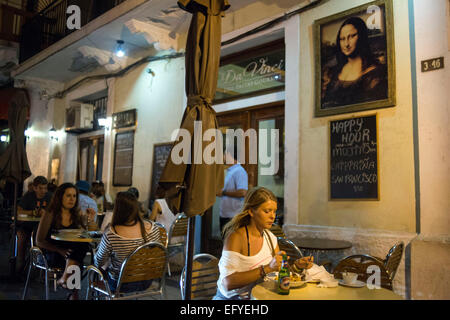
[270,224,286,238]
[384,242,404,282]
[180,253,219,300]
[169,212,188,240]
[151,221,168,247]
[116,242,167,295]
[277,237,303,263]
[333,254,392,290]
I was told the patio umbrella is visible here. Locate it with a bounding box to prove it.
[0,89,31,274]
[158,0,229,299]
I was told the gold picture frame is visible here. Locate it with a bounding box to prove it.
[314,0,396,117]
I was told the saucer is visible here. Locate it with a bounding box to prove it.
[338,279,366,288]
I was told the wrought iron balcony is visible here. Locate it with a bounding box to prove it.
[19,0,126,63]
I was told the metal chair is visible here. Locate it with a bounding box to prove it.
[270,224,286,238]
[383,242,404,283]
[333,254,392,289]
[167,213,188,276]
[22,246,64,300]
[85,242,168,300]
[277,237,303,265]
[333,242,404,291]
[180,253,219,300]
[146,220,168,247]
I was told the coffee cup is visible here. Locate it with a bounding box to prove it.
[342,272,358,285]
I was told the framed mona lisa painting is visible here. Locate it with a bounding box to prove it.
[314,0,396,117]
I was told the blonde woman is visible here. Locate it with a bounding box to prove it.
[213,187,312,300]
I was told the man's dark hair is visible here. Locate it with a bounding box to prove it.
[33,176,48,186]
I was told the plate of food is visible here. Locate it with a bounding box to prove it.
[290,272,306,288]
[266,272,278,282]
[265,272,306,288]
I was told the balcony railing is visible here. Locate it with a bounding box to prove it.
[0,4,34,42]
[19,0,126,63]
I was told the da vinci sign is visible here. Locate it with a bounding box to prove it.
[215,46,285,102]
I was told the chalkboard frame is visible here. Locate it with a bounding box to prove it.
[329,114,380,201]
[149,142,174,203]
[112,130,135,187]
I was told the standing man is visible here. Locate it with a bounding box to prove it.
[217,144,248,234]
[75,180,98,223]
[16,176,52,273]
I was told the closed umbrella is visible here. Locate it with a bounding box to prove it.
[0,89,31,275]
[158,0,229,300]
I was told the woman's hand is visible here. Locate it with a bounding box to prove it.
[268,251,286,272]
[58,248,73,260]
[295,256,314,269]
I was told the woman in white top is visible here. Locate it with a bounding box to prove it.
[214,187,312,300]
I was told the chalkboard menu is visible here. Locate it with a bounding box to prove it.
[113,131,134,186]
[149,142,173,202]
[330,115,379,200]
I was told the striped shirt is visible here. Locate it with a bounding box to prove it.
[94,220,161,280]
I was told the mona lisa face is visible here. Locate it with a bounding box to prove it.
[339,24,359,57]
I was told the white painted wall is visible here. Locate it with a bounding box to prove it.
[409,0,450,300]
[110,56,187,206]
[20,78,64,190]
[414,0,450,237]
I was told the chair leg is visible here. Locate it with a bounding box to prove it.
[21,262,33,300]
[45,270,49,300]
[167,261,171,277]
[85,285,91,300]
[53,273,57,292]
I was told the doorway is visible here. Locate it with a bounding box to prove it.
[201,102,285,256]
[77,135,104,183]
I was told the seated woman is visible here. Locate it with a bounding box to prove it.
[94,191,162,293]
[36,183,94,300]
[213,187,313,300]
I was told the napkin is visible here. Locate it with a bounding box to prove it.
[304,264,330,281]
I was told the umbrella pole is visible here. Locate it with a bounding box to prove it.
[183,215,196,300]
[9,181,18,276]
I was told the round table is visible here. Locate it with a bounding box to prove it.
[16,214,41,222]
[291,238,352,264]
[251,280,403,300]
[51,229,102,243]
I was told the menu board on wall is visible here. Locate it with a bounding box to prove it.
[113,131,134,186]
[149,142,173,202]
[330,115,379,200]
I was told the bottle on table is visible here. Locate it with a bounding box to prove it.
[278,254,290,295]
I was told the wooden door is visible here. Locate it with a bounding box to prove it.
[201,102,284,257]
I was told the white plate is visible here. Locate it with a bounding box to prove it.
[290,279,307,288]
[266,272,278,281]
[338,279,366,288]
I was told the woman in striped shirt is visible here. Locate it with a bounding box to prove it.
[94,191,161,292]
